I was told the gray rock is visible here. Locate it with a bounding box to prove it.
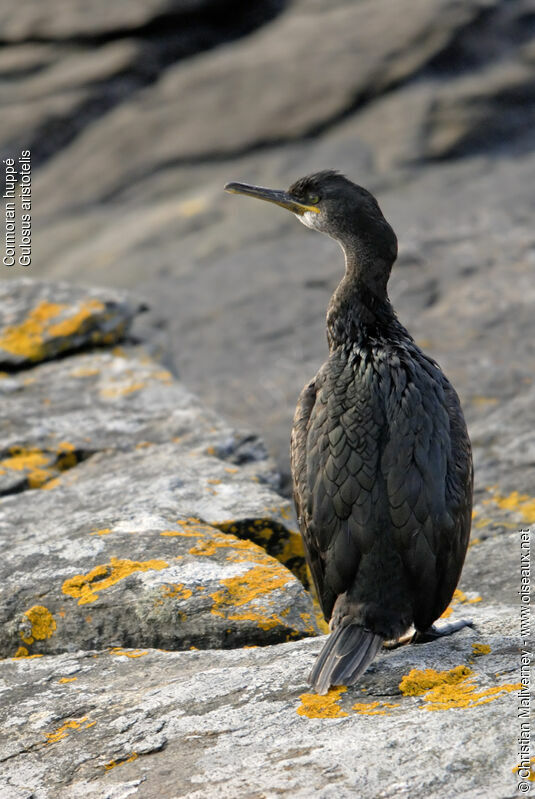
[0,0,222,41]
[33,0,493,213]
[0,591,525,799]
[0,347,279,494]
[0,279,142,368]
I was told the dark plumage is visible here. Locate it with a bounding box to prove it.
[225,171,473,695]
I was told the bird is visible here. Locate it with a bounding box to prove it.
[224,170,473,695]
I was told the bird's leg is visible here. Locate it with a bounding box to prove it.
[382,630,415,650]
[412,619,474,643]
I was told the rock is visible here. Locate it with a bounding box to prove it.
[0,279,142,368]
[0,500,317,657]
[33,0,493,213]
[0,279,315,656]
[0,0,227,42]
[0,346,279,494]
[0,590,524,799]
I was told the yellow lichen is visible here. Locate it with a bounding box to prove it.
[210,563,297,631]
[493,491,535,523]
[160,583,193,600]
[0,299,108,361]
[189,539,218,557]
[400,666,472,696]
[45,716,88,744]
[352,700,400,716]
[471,643,491,656]
[399,666,521,711]
[210,564,289,609]
[110,648,148,658]
[0,447,54,488]
[0,301,66,359]
[440,588,482,618]
[297,687,348,718]
[46,299,104,337]
[20,605,57,645]
[62,557,169,605]
[12,646,43,659]
[104,752,138,771]
[90,528,112,536]
[58,677,78,683]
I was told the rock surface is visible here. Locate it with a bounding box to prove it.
[0,598,525,799]
[0,281,317,664]
[0,279,142,368]
[2,0,532,484]
[1,1,534,795]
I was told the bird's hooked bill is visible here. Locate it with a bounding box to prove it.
[224,181,320,215]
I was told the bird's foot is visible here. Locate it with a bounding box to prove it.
[412,619,474,643]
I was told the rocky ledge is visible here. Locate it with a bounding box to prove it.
[0,279,532,799]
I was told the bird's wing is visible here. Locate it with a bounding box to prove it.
[380,352,473,630]
[292,348,472,631]
[292,355,385,621]
[291,377,334,616]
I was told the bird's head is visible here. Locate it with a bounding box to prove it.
[224,170,398,274]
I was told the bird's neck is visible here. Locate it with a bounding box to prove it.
[326,248,404,350]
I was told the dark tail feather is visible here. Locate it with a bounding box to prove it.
[308,624,383,695]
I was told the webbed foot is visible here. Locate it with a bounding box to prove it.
[413,619,474,643]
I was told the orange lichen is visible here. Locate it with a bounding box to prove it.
[492,491,535,523]
[297,687,348,718]
[399,666,521,711]
[90,528,112,536]
[400,666,472,696]
[471,643,492,656]
[62,557,169,605]
[20,605,57,645]
[0,447,54,488]
[12,646,43,659]
[45,716,88,744]
[210,564,289,609]
[47,299,105,337]
[0,301,66,359]
[440,588,482,619]
[104,753,138,771]
[160,583,193,600]
[58,677,78,684]
[352,700,401,716]
[110,648,148,658]
[210,563,297,632]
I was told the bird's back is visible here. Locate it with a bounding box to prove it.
[292,335,472,646]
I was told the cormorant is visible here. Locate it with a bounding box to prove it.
[224,171,473,695]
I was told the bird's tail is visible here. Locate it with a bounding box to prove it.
[308,624,383,695]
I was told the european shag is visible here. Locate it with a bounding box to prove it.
[224,171,473,695]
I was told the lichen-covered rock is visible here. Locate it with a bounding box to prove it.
[0,592,524,799]
[0,279,142,367]
[0,331,316,655]
[0,347,279,495]
[0,509,317,658]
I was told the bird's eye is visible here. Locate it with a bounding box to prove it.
[308,194,320,204]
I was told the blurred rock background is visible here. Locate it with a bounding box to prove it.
[2,0,535,487]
